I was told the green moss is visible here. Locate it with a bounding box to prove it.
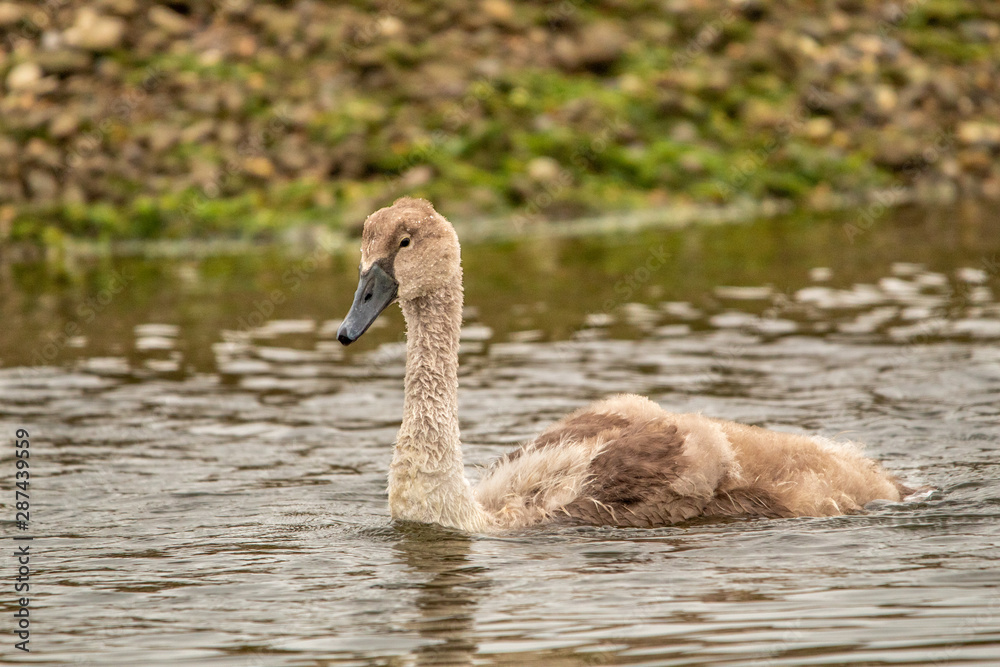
[9,0,992,244]
[902,29,991,62]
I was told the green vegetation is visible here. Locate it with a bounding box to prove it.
[1,0,998,244]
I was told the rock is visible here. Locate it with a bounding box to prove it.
[527,156,562,182]
[378,15,405,38]
[981,176,1000,200]
[874,134,923,169]
[413,61,467,99]
[959,20,1000,43]
[670,121,698,143]
[931,75,961,107]
[198,48,223,67]
[0,136,16,161]
[0,0,997,240]
[181,119,215,144]
[804,117,834,140]
[63,8,126,51]
[679,153,704,174]
[102,0,139,16]
[554,21,627,71]
[312,188,334,208]
[49,113,80,138]
[276,136,310,171]
[148,5,191,36]
[401,164,434,188]
[618,73,645,95]
[473,57,503,79]
[217,121,242,145]
[251,6,299,43]
[6,62,43,91]
[0,181,22,205]
[219,0,251,15]
[63,182,88,206]
[34,48,93,74]
[26,138,62,168]
[578,21,628,68]
[873,85,897,114]
[957,149,993,175]
[481,0,514,25]
[743,99,786,129]
[40,30,63,50]
[148,124,181,153]
[552,36,579,70]
[26,170,59,200]
[96,58,124,81]
[219,84,247,113]
[233,35,257,58]
[957,122,1000,148]
[190,156,220,185]
[243,156,275,178]
[0,2,23,26]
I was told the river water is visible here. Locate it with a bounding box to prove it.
[1,203,999,665]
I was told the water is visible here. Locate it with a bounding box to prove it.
[1,203,999,665]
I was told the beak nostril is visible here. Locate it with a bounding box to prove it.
[342,263,397,346]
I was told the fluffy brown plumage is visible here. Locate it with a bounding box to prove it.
[338,197,914,533]
[475,394,912,529]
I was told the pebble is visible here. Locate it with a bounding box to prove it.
[63,8,126,51]
[6,62,43,91]
[1,0,999,232]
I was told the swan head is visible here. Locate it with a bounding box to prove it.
[338,197,460,345]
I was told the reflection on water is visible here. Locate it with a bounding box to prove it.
[1,203,999,665]
[393,526,483,666]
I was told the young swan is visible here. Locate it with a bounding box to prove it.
[337,197,912,532]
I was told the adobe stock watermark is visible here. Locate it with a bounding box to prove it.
[229,237,337,334]
[603,244,669,312]
[670,0,751,69]
[546,241,670,362]
[65,65,165,171]
[843,128,954,243]
[699,287,798,385]
[932,588,1000,665]
[471,243,670,434]
[336,0,404,58]
[509,116,631,232]
[876,252,999,371]
[750,618,804,667]
[715,86,835,202]
[19,267,135,376]
[375,74,500,198]
[1,0,70,47]
[178,104,294,226]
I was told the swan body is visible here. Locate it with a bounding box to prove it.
[337,197,911,533]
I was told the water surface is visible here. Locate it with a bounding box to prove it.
[1,203,999,665]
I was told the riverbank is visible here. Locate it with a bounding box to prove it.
[2,0,999,243]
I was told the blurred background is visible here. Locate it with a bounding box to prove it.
[2,3,1000,666]
[1,0,998,243]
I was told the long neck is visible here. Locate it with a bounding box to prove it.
[388,277,493,531]
[400,284,462,459]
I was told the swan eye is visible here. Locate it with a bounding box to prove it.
[400,238,410,248]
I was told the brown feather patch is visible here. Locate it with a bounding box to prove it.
[704,488,792,519]
[560,419,694,527]
[558,418,792,527]
[498,412,631,466]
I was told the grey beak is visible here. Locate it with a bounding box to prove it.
[338,264,399,345]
